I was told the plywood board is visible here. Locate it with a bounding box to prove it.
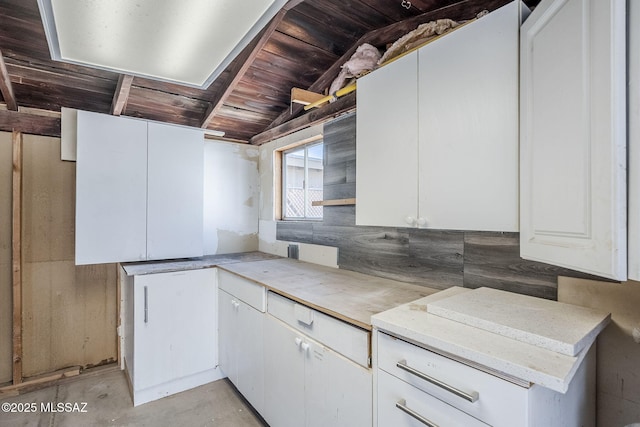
[22,135,75,263]
[0,131,13,383]
[21,136,117,377]
[558,277,640,427]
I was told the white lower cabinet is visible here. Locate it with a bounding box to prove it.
[264,292,372,427]
[218,270,266,415]
[375,331,595,427]
[123,268,221,406]
[378,370,489,427]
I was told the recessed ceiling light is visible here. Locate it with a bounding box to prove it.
[37,0,287,89]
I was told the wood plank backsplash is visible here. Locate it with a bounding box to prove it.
[276,113,603,300]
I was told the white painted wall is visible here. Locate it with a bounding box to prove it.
[204,140,259,254]
[258,125,339,268]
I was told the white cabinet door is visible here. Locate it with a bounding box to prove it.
[147,122,204,260]
[236,302,265,415]
[629,0,640,281]
[134,269,216,391]
[356,50,419,228]
[264,316,306,427]
[75,111,147,264]
[306,340,372,427]
[218,289,238,384]
[520,0,627,280]
[417,1,522,231]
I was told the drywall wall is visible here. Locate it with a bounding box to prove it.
[203,140,259,255]
[20,133,117,377]
[0,132,12,384]
[558,277,640,426]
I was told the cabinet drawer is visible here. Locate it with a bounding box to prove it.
[378,369,489,427]
[218,269,266,312]
[268,291,370,367]
[377,332,527,426]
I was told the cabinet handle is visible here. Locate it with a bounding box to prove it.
[144,286,149,323]
[301,342,310,353]
[396,360,479,403]
[405,216,416,226]
[417,217,427,226]
[295,337,303,348]
[395,400,439,427]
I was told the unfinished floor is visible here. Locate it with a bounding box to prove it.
[0,369,267,426]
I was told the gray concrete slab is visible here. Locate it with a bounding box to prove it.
[0,370,267,426]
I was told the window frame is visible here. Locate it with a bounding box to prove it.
[281,140,324,221]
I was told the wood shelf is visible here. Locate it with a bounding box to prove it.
[311,198,356,207]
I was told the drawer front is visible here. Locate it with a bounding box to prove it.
[378,370,489,427]
[377,332,527,426]
[218,269,266,312]
[268,291,370,367]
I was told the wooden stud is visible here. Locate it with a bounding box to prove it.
[0,49,17,111]
[12,130,22,385]
[200,0,301,129]
[111,74,134,116]
[200,8,288,129]
[291,88,326,106]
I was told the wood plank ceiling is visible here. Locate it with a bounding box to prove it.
[0,0,539,144]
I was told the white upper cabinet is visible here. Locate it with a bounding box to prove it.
[76,111,148,265]
[147,122,203,260]
[76,111,204,265]
[356,50,419,228]
[356,1,524,231]
[520,0,627,280]
[418,1,524,231]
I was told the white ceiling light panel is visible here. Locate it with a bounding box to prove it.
[37,0,287,88]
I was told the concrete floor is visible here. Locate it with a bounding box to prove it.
[0,369,267,426]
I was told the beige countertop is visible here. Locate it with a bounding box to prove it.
[219,258,438,331]
[121,251,280,276]
[372,287,611,393]
[123,253,438,331]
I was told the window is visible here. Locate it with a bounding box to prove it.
[282,142,323,220]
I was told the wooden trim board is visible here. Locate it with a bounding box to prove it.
[11,130,22,385]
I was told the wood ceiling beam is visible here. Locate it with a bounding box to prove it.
[200,0,303,129]
[0,49,18,111]
[250,91,355,145]
[111,74,134,116]
[264,0,509,131]
[0,109,61,137]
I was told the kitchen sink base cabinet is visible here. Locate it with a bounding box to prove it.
[122,268,222,406]
[373,331,595,427]
[264,291,372,427]
[217,270,266,415]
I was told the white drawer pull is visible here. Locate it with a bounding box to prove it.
[396,360,479,403]
[395,399,439,427]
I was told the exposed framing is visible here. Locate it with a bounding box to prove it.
[12,130,22,385]
[200,0,304,129]
[0,49,17,111]
[111,74,134,116]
